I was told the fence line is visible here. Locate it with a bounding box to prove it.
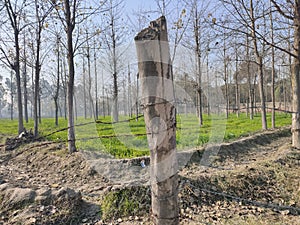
[43,114,144,138]
[185,182,300,215]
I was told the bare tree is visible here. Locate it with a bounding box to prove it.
[216,0,268,128]
[270,0,300,147]
[102,0,127,122]
[249,0,267,129]
[22,33,29,123]
[50,0,105,153]
[31,0,53,136]
[0,75,7,118]
[0,0,27,134]
[54,34,61,126]
[269,0,276,128]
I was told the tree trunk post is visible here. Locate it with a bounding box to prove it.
[135,16,179,225]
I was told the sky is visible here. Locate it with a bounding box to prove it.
[124,0,154,13]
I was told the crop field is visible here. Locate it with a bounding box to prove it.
[0,112,292,158]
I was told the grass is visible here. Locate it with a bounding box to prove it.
[0,112,292,158]
[100,186,150,220]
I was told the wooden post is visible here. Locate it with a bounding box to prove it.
[135,16,179,225]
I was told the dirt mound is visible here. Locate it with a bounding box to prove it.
[0,127,299,225]
[0,183,82,225]
[0,141,108,225]
[5,129,37,151]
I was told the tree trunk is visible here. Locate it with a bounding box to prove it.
[246,33,254,120]
[235,49,240,118]
[291,0,300,148]
[250,0,267,129]
[270,3,276,128]
[14,28,24,134]
[86,42,95,119]
[34,27,42,137]
[225,71,229,119]
[23,35,28,123]
[194,8,203,126]
[63,58,67,120]
[38,93,41,124]
[258,57,267,129]
[128,64,132,117]
[94,41,98,120]
[135,16,179,225]
[111,14,119,122]
[55,37,60,126]
[10,70,14,121]
[83,55,87,119]
[136,73,139,121]
[65,0,76,153]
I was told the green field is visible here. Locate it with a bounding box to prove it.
[0,112,292,158]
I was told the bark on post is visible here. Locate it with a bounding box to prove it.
[135,16,179,225]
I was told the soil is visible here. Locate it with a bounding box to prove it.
[0,127,299,225]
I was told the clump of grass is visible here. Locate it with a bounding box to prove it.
[100,186,150,220]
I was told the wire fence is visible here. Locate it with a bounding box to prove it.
[184,182,300,215]
[40,106,294,141]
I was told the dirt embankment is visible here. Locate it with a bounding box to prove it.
[0,127,299,225]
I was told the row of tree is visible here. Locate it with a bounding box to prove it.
[0,0,300,152]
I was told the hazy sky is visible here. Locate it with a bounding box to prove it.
[125,0,153,12]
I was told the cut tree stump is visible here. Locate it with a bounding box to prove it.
[135,16,179,225]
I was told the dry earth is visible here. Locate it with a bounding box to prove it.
[0,127,299,225]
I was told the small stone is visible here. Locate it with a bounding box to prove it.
[117,218,122,223]
[50,207,57,215]
[185,207,191,213]
[51,183,59,188]
[135,216,139,221]
[39,205,45,211]
[82,218,88,223]
[28,218,36,223]
[180,208,185,215]
[280,210,290,215]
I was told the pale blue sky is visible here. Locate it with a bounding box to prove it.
[124,0,154,12]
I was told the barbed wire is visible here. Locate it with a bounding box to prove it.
[1,105,292,145]
[185,182,300,215]
[43,114,145,138]
[41,106,295,141]
[194,105,296,114]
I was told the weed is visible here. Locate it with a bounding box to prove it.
[100,187,150,220]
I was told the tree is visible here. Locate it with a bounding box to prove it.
[102,0,127,122]
[63,0,77,153]
[269,0,276,128]
[0,0,26,134]
[54,34,61,126]
[5,72,16,120]
[0,75,7,118]
[218,0,268,129]
[21,33,29,123]
[270,0,300,147]
[31,0,53,136]
[135,16,179,225]
[249,0,267,129]
[51,0,104,153]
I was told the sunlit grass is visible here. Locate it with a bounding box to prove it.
[0,112,292,158]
